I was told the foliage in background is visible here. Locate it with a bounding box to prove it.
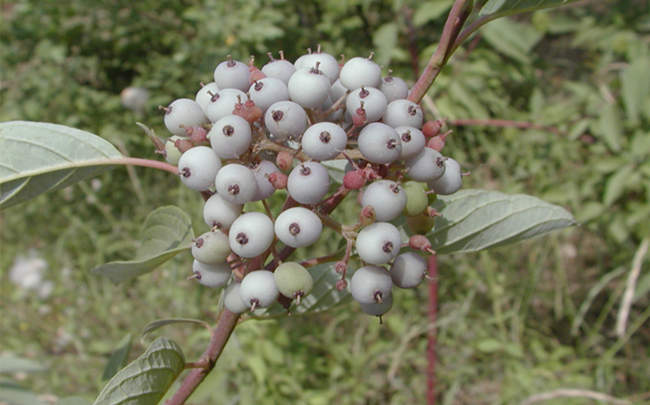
[1,0,649,404]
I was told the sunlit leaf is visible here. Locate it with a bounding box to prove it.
[0,121,122,209]
[429,189,575,253]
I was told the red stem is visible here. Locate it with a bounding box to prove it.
[117,157,179,175]
[408,0,472,103]
[427,254,438,405]
[166,310,240,405]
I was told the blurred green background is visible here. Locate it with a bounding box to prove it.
[1,0,649,404]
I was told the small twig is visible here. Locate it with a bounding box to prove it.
[615,238,649,337]
[316,212,343,234]
[520,388,630,405]
[300,253,341,268]
[255,139,309,162]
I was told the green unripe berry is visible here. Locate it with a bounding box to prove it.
[191,230,231,264]
[273,262,313,300]
[406,213,435,234]
[164,136,183,165]
[403,181,428,216]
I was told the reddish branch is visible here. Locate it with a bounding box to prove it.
[408,0,472,103]
[427,254,438,405]
[165,310,240,405]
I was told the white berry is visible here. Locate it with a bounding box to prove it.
[274,207,323,248]
[355,222,402,265]
[301,122,347,161]
[428,158,462,195]
[361,180,407,222]
[213,58,250,91]
[215,164,258,204]
[339,57,382,90]
[239,270,279,309]
[383,99,423,128]
[228,212,274,258]
[163,98,207,136]
[357,122,402,164]
[287,162,330,205]
[346,86,387,122]
[178,146,221,191]
[406,148,446,182]
[390,252,427,288]
[203,193,242,230]
[224,283,249,314]
[192,260,230,288]
[264,100,308,142]
[350,265,393,304]
[249,78,290,112]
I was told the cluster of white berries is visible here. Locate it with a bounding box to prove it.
[158,46,463,318]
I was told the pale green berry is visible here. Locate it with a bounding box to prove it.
[191,230,231,264]
[273,262,313,300]
[403,181,428,216]
[164,136,183,165]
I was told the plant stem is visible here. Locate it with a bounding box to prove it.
[427,254,438,405]
[408,0,472,104]
[166,309,240,405]
[115,157,179,175]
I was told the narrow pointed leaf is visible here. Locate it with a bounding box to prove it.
[255,261,350,318]
[93,206,194,284]
[102,334,133,381]
[0,121,122,209]
[429,189,575,254]
[479,0,580,16]
[93,337,184,405]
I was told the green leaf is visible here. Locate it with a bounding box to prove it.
[255,261,350,318]
[93,206,194,284]
[102,334,133,381]
[0,355,46,374]
[480,0,580,16]
[429,189,575,254]
[0,121,122,209]
[413,0,454,26]
[373,23,399,67]
[603,164,634,206]
[593,104,623,152]
[142,318,210,336]
[93,337,185,405]
[481,18,542,64]
[621,58,650,124]
[321,159,347,184]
